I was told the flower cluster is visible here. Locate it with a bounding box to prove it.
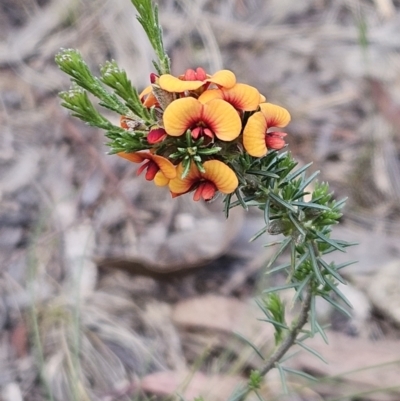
[118,67,291,201]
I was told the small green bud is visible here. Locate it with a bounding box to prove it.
[248,370,263,390]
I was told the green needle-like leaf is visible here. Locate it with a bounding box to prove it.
[262,283,298,294]
[323,279,353,308]
[288,212,306,237]
[315,321,329,344]
[318,258,347,284]
[313,230,346,252]
[276,363,288,394]
[295,340,328,364]
[282,366,317,381]
[298,170,320,193]
[281,161,313,184]
[266,262,291,275]
[247,170,280,179]
[308,243,325,286]
[100,60,152,122]
[292,275,312,303]
[234,332,265,361]
[266,237,292,268]
[269,192,297,213]
[292,201,331,211]
[322,295,352,318]
[249,225,269,242]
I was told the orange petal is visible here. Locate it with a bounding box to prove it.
[243,112,268,157]
[259,103,291,128]
[206,70,236,89]
[158,74,204,92]
[202,99,241,141]
[163,97,203,136]
[168,163,201,194]
[198,84,260,111]
[118,152,176,179]
[222,84,261,111]
[139,85,158,107]
[151,154,177,179]
[117,151,147,163]
[202,160,238,194]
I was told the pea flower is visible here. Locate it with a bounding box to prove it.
[158,67,236,93]
[147,127,167,144]
[169,160,239,201]
[118,151,176,183]
[243,103,291,157]
[163,97,241,141]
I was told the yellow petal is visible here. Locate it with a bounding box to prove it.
[168,162,201,194]
[151,154,177,179]
[243,112,268,157]
[198,89,223,104]
[202,160,238,194]
[202,99,241,141]
[163,97,203,136]
[159,74,204,92]
[154,171,170,186]
[259,94,267,103]
[259,103,291,128]
[207,70,236,89]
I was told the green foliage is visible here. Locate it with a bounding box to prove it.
[55,49,130,116]
[130,0,170,74]
[248,370,263,390]
[55,49,154,153]
[263,293,286,345]
[100,60,152,122]
[224,150,355,393]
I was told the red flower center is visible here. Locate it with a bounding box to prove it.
[137,160,159,181]
[183,67,207,81]
[193,181,217,201]
[191,125,214,140]
[265,132,287,150]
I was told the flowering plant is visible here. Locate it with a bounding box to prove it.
[55,0,355,398]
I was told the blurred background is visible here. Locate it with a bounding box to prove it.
[1,0,400,400]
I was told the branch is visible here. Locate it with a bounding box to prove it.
[259,285,313,377]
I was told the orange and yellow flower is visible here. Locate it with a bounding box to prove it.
[243,103,291,157]
[118,151,176,184]
[169,160,239,201]
[198,83,261,111]
[159,68,236,93]
[163,97,241,141]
